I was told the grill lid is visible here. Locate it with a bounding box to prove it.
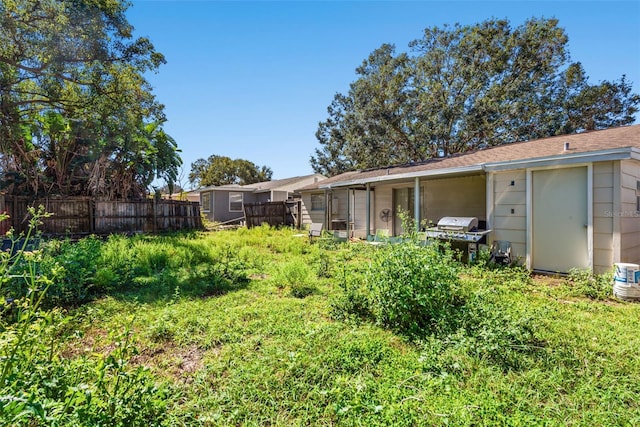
[437,216,479,232]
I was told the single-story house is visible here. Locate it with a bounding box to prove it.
[199,174,326,223]
[161,189,200,202]
[182,190,202,203]
[297,125,640,274]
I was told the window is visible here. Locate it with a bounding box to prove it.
[229,192,243,212]
[311,193,324,211]
[201,192,211,212]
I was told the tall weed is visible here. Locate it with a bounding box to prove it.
[273,259,317,298]
[0,208,170,425]
[566,268,613,300]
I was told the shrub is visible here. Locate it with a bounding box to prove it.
[366,241,460,338]
[37,236,104,307]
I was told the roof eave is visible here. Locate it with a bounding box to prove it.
[483,147,635,172]
[318,164,484,189]
[312,147,637,191]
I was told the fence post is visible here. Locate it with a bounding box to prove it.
[89,198,95,234]
[153,197,157,234]
[12,196,17,232]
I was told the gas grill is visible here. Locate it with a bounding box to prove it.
[424,216,491,263]
[425,216,490,243]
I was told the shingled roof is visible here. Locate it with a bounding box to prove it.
[199,173,326,193]
[298,125,640,191]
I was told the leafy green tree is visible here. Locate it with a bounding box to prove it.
[310,93,358,176]
[311,18,639,176]
[189,155,273,188]
[559,63,640,134]
[0,0,180,198]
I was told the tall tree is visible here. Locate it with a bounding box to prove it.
[189,155,273,188]
[311,18,639,176]
[0,0,180,198]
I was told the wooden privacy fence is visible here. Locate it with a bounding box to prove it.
[0,195,203,236]
[243,201,301,229]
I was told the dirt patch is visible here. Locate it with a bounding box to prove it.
[133,343,206,383]
[532,274,566,287]
[61,327,112,359]
[62,327,208,383]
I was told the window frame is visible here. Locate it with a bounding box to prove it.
[200,192,211,212]
[229,192,244,212]
[310,193,324,211]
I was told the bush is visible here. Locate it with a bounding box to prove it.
[37,236,104,307]
[366,241,460,338]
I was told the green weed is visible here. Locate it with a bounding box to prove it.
[3,223,640,425]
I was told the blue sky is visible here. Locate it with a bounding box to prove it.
[127,1,640,187]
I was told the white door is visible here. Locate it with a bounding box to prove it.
[532,167,589,273]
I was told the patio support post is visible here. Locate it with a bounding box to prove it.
[414,177,421,232]
[324,189,330,230]
[347,187,351,237]
[365,183,371,237]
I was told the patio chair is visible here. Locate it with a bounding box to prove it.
[366,229,390,246]
[308,223,323,242]
[489,240,512,265]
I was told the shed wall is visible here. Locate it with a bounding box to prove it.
[492,170,527,262]
[592,161,614,273]
[620,159,640,264]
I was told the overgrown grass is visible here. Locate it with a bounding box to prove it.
[2,224,640,425]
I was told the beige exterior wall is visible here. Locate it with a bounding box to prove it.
[490,161,628,273]
[369,175,485,236]
[327,189,350,231]
[373,184,394,233]
[592,161,614,273]
[620,159,640,264]
[492,170,527,263]
[348,189,372,239]
[423,175,486,224]
[300,191,325,228]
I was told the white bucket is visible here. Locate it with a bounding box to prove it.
[613,263,640,301]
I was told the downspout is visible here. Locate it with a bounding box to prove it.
[414,177,421,232]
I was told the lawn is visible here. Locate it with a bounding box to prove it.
[2,223,640,426]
